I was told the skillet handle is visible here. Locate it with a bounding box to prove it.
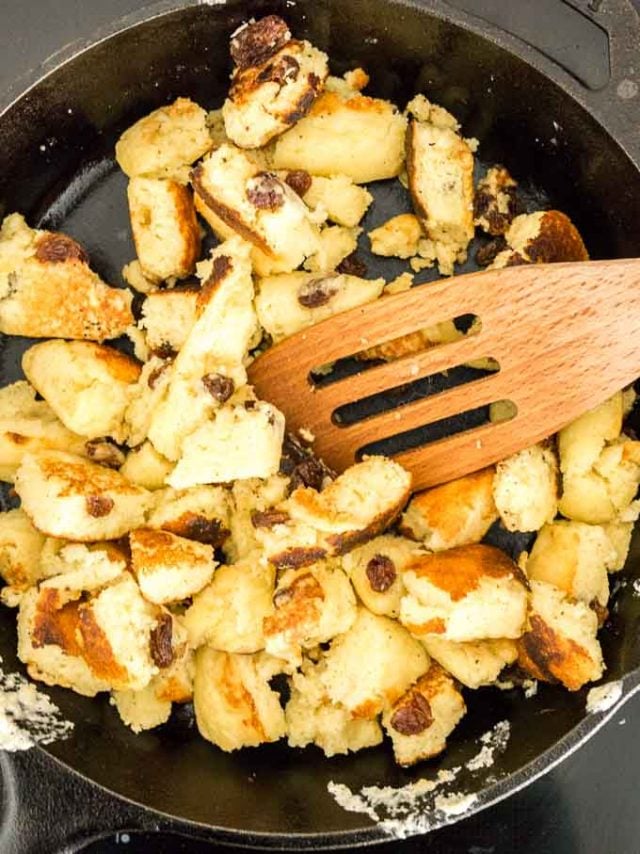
[441,0,640,168]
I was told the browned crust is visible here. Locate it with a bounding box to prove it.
[308,90,392,118]
[269,546,327,570]
[274,571,325,606]
[146,282,201,297]
[272,479,411,566]
[93,343,141,382]
[39,340,140,384]
[1,557,30,588]
[590,599,609,628]
[147,361,171,390]
[129,181,200,281]
[398,467,496,542]
[403,617,446,636]
[265,571,324,636]
[352,699,381,719]
[406,543,528,601]
[130,527,211,572]
[78,605,128,683]
[279,78,322,126]
[160,512,229,548]
[2,261,133,342]
[525,210,589,263]
[326,486,412,555]
[196,255,233,313]
[356,329,439,364]
[156,673,193,704]
[516,614,596,691]
[6,431,28,445]
[229,38,324,130]
[191,164,272,255]
[169,182,201,276]
[31,589,83,656]
[33,453,143,499]
[97,540,131,565]
[251,509,290,528]
[473,167,518,237]
[416,661,457,698]
[220,653,265,739]
[405,120,428,226]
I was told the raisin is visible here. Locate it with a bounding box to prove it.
[473,190,491,222]
[150,342,177,360]
[390,693,433,735]
[202,373,235,402]
[230,15,291,70]
[84,439,125,469]
[246,172,285,211]
[290,458,325,491]
[365,554,397,592]
[85,495,114,518]
[285,170,312,197]
[297,278,338,308]
[475,236,507,267]
[149,613,174,668]
[35,233,89,264]
[337,252,367,277]
[279,433,332,490]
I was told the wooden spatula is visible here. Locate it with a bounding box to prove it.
[248,259,640,491]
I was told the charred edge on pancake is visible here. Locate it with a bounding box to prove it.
[270,546,327,570]
[191,164,273,256]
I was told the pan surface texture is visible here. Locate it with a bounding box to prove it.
[1,0,640,847]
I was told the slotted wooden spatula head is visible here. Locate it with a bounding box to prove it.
[248,259,640,491]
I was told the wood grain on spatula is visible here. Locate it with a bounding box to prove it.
[248,259,640,491]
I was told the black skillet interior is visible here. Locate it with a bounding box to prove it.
[1,0,640,847]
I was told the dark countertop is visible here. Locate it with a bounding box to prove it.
[1,2,640,852]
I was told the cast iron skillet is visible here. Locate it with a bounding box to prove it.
[1,0,640,848]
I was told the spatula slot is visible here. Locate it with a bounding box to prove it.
[356,401,492,460]
[357,396,518,461]
[331,362,499,427]
[308,313,482,389]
